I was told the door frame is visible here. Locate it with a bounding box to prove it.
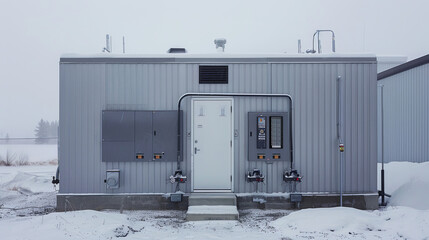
[190,97,234,192]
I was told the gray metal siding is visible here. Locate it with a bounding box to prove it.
[59,64,106,193]
[272,63,377,193]
[378,63,429,163]
[60,60,377,194]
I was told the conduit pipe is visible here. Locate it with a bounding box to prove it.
[337,76,344,207]
[176,93,294,171]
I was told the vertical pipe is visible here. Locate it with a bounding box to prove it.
[105,34,110,53]
[123,36,125,54]
[337,76,343,207]
[317,32,321,53]
[298,39,302,53]
[380,84,385,205]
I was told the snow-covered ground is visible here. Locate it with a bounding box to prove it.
[0,165,57,219]
[0,160,429,239]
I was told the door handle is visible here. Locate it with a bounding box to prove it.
[194,147,200,154]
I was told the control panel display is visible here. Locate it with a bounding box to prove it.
[248,112,290,162]
[257,116,266,149]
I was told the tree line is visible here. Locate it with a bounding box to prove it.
[34,119,58,144]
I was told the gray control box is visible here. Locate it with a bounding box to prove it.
[135,111,153,161]
[248,112,290,161]
[102,110,181,162]
[152,111,180,162]
[102,111,135,162]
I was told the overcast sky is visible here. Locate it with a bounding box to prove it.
[0,0,428,138]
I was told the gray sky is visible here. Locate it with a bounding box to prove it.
[1,0,428,137]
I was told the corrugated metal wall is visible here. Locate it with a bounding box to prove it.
[60,59,377,194]
[378,63,429,163]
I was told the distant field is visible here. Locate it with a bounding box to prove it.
[0,144,57,164]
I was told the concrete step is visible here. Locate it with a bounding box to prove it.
[186,205,239,221]
[189,193,236,206]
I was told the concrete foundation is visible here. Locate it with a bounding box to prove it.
[56,194,189,212]
[56,193,379,212]
[237,193,379,210]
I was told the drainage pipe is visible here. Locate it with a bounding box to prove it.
[177,93,294,170]
[337,76,344,207]
[380,84,386,206]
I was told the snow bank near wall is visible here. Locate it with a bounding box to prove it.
[0,165,57,212]
[272,206,429,239]
[271,162,429,239]
[378,162,429,210]
[272,207,380,233]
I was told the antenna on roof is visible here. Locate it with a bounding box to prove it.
[122,36,125,54]
[102,34,112,53]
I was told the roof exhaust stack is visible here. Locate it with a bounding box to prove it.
[214,38,227,52]
[102,34,112,53]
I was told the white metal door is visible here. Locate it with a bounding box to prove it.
[192,99,233,191]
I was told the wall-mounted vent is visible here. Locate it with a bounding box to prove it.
[167,48,187,53]
[199,66,228,84]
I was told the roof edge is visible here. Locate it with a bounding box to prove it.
[378,54,429,80]
[60,53,377,64]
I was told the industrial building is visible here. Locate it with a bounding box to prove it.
[378,54,429,163]
[57,51,378,216]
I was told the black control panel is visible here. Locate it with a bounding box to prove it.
[248,112,290,162]
[257,116,266,149]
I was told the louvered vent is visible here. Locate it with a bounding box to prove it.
[199,66,228,84]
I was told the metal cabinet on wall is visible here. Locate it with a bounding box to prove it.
[102,110,180,162]
[248,112,290,162]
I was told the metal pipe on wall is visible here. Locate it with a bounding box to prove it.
[337,76,344,207]
[380,84,386,206]
[177,93,294,171]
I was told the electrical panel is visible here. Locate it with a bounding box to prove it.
[248,112,290,161]
[134,111,153,161]
[102,110,181,162]
[152,111,180,161]
[102,111,135,162]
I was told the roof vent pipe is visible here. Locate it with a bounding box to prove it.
[214,38,227,52]
[306,30,336,54]
[298,39,302,53]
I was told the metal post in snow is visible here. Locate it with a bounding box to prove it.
[380,84,385,206]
